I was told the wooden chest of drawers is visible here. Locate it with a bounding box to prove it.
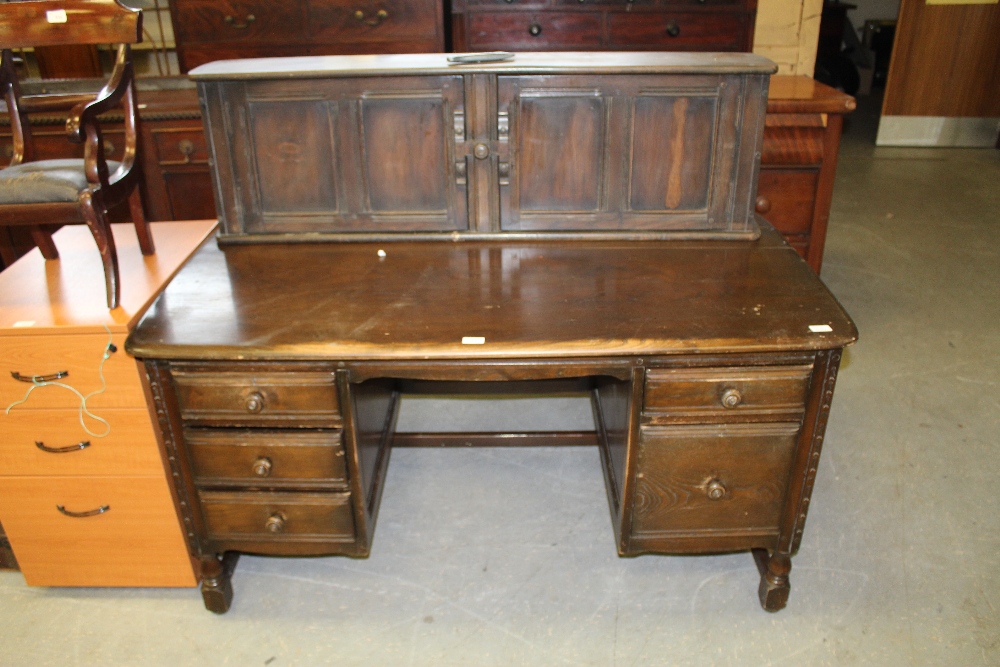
[0,220,216,587]
[170,0,446,73]
[451,0,755,53]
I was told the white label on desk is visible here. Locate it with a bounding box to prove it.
[46,9,68,23]
[461,336,486,345]
[12,321,35,327]
[809,324,833,333]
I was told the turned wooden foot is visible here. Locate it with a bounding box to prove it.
[753,548,791,612]
[200,552,240,614]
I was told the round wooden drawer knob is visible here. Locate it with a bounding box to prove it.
[265,513,286,533]
[721,388,743,409]
[707,480,727,500]
[245,391,265,413]
[755,195,772,214]
[252,457,272,477]
[528,22,542,36]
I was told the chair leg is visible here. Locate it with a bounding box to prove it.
[128,188,155,256]
[29,226,60,260]
[80,192,121,309]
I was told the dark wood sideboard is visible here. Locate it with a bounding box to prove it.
[126,53,857,614]
[169,0,446,72]
[450,0,756,53]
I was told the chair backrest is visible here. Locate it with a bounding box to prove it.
[0,0,142,50]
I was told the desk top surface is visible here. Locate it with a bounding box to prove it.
[127,223,856,361]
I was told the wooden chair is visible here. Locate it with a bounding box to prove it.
[0,0,154,309]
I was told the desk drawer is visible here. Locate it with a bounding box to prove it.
[0,333,145,410]
[631,423,799,542]
[172,0,305,44]
[199,491,355,542]
[643,365,812,424]
[756,169,819,235]
[309,0,440,42]
[0,475,195,587]
[171,369,341,427]
[0,408,161,477]
[607,12,747,50]
[152,128,209,167]
[466,12,602,49]
[186,429,348,488]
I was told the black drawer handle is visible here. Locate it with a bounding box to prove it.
[224,14,256,29]
[528,22,542,36]
[57,504,109,518]
[36,440,90,454]
[666,22,681,37]
[11,370,68,383]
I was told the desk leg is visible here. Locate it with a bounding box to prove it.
[200,552,240,614]
[753,548,791,612]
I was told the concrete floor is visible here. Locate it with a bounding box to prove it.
[2,96,998,666]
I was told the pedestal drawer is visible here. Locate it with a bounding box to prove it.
[171,369,341,427]
[0,408,162,477]
[199,491,355,542]
[630,423,800,547]
[186,429,348,488]
[643,365,813,424]
[0,476,196,587]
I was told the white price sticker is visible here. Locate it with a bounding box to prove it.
[461,336,486,345]
[46,9,68,23]
[809,324,833,333]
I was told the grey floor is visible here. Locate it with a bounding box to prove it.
[2,96,999,666]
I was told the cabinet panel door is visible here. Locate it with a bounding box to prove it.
[212,76,466,234]
[498,74,761,234]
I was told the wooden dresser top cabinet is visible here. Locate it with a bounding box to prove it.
[0,220,216,587]
[170,0,446,73]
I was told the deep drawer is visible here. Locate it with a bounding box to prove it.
[199,491,355,542]
[152,128,209,166]
[630,423,800,542]
[186,429,348,488]
[607,12,747,49]
[172,0,305,43]
[309,0,440,42]
[466,12,603,49]
[756,169,819,235]
[643,365,813,423]
[171,369,340,427]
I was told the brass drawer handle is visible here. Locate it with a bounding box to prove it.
[252,456,273,477]
[11,370,68,383]
[224,14,256,29]
[666,22,681,37]
[706,480,726,500]
[57,504,109,518]
[265,513,286,533]
[354,9,387,26]
[245,391,265,413]
[721,388,742,409]
[178,139,195,163]
[36,440,90,453]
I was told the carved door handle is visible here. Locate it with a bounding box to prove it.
[36,440,90,453]
[224,14,256,29]
[354,9,388,26]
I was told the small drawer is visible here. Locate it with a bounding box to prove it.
[630,423,800,541]
[186,429,348,488]
[762,116,826,166]
[756,169,819,235]
[309,0,440,42]
[199,490,355,542]
[171,369,341,427]
[466,12,603,50]
[152,128,209,166]
[643,365,813,423]
[0,475,196,587]
[607,12,747,49]
[0,408,162,477]
[172,0,305,44]
[0,333,146,411]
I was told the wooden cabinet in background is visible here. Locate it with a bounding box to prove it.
[0,220,216,586]
[170,0,446,73]
[451,0,756,52]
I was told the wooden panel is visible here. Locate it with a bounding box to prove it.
[249,100,339,215]
[0,333,146,410]
[199,490,355,542]
[170,369,341,427]
[631,423,800,539]
[465,12,603,50]
[186,429,348,488]
[0,408,162,477]
[0,476,195,587]
[756,169,818,235]
[171,0,305,44]
[882,0,1000,118]
[515,93,605,213]
[643,365,813,424]
[629,93,716,212]
[360,95,449,214]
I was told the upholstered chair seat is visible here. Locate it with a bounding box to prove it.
[0,159,122,204]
